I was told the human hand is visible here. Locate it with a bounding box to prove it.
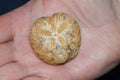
[0,0,120,80]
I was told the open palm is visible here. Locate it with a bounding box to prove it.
[0,0,120,80]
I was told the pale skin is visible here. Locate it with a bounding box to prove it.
[0,0,120,80]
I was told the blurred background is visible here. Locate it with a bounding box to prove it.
[0,0,120,80]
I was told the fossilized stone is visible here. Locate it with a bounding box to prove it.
[29,13,81,65]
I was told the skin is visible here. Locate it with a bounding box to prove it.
[0,0,120,80]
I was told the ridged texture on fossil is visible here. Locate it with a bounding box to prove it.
[30,13,81,65]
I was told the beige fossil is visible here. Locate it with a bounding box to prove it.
[29,13,81,65]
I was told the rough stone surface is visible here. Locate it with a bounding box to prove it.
[29,13,81,65]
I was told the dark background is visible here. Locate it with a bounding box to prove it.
[0,0,120,80]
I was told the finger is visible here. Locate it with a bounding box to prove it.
[0,41,14,66]
[22,76,46,80]
[0,62,27,80]
[0,16,13,43]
